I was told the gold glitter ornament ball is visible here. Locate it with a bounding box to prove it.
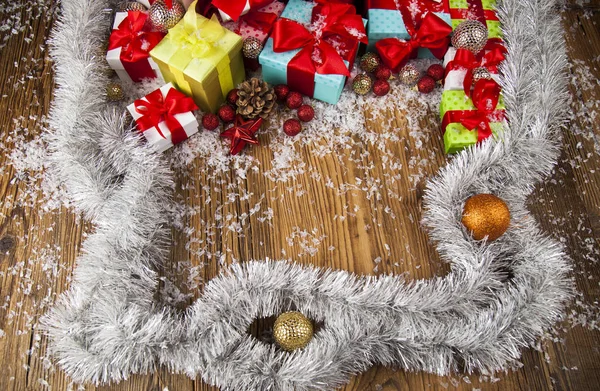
[273,311,314,351]
[352,73,372,95]
[149,0,185,32]
[471,66,492,84]
[398,64,420,86]
[360,52,381,73]
[118,2,147,11]
[462,193,510,241]
[242,37,263,59]
[106,82,124,102]
[451,20,488,54]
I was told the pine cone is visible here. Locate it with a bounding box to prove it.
[236,78,276,119]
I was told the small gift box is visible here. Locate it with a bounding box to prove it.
[258,0,367,105]
[443,38,506,92]
[366,0,452,54]
[127,83,199,152]
[439,79,504,154]
[375,12,452,72]
[106,11,165,83]
[150,1,245,113]
[449,0,502,39]
[222,1,285,70]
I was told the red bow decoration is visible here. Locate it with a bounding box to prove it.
[441,79,504,143]
[375,12,452,71]
[220,115,262,155]
[447,38,506,97]
[239,8,279,33]
[271,3,367,97]
[108,11,164,63]
[134,87,199,145]
[108,11,165,81]
[212,0,274,21]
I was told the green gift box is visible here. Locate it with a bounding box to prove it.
[449,0,502,39]
[440,89,505,154]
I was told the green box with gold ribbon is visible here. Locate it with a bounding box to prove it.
[440,89,505,154]
[150,1,245,113]
[449,0,502,39]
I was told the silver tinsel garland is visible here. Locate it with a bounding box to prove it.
[41,0,573,390]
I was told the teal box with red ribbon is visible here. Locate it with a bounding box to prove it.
[366,0,451,56]
[439,79,505,154]
[258,0,367,105]
[127,83,199,152]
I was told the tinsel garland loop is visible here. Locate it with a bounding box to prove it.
[42,0,573,390]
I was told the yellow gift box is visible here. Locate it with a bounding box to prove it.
[150,1,245,113]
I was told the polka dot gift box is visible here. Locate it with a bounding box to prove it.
[259,0,367,105]
[222,1,285,70]
[439,79,505,154]
[366,0,452,56]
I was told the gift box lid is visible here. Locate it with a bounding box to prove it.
[440,89,505,117]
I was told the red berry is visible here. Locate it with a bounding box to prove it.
[426,64,445,81]
[274,84,290,101]
[218,105,236,122]
[202,113,220,130]
[417,75,436,94]
[283,118,302,136]
[373,79,390,96]
[285,91,303,109]
[374,65,392,80]
[297,104,314,122]
[226,89,239,105]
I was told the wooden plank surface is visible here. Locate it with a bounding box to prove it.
[1,1,600,390]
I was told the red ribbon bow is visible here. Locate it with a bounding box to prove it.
[108,11,164,63]
[134,87,199,145]
[271,3,367,97]
[239,7,279,33]
[108,11,165,81]
[441,79,504,143]
[447,38,506,96]
[212,0,274,21]
[375,12,452,71]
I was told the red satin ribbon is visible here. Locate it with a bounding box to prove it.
[212,0,274,21]
[375,12,452,71]
[366,0,449,12]
[271,3,367,97]
[108,11,164,82]
[449,0,498,24]
[134,87,199,145]
[441,79,504,142]
[446,39,506,96]
[239,8,279,33]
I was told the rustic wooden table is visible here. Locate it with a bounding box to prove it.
[1,1,599,390]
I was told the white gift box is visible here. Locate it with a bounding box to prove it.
[127,83,199,152]
[443,47,501,91]
[106,12,160,83]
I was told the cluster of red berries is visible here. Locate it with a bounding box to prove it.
[417,64,445,94]
[200,89,241,131]
[274,84,315,137]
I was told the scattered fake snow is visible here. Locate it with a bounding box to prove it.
[0,1,599,389]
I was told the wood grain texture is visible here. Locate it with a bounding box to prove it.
[1,2,600,391]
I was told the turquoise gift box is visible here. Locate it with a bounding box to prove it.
[258,0,367,105]
[366,1,451,56]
